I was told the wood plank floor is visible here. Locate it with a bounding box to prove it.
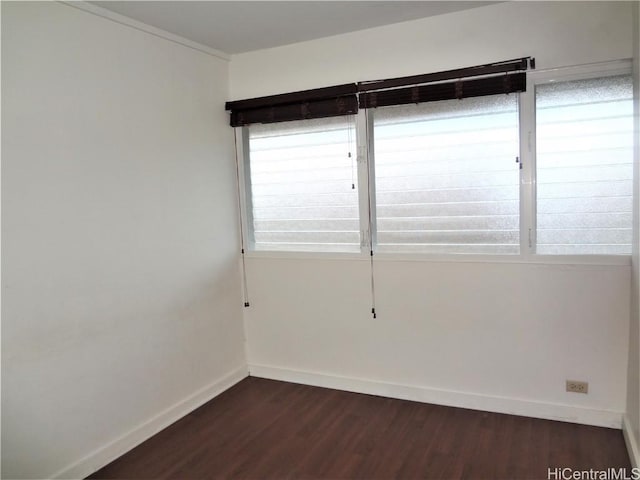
[89,377,630,480]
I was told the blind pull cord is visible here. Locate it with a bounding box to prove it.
[370,249,376,319]
[233,131,251,308]
[241,250,250,308]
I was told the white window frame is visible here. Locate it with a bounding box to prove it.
[357,109,379,255]
[235,126,255,251]
[237,60,632,266]
[523,59,632,265]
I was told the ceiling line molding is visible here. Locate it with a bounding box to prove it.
[58,1,231,61]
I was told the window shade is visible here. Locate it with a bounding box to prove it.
[360,73,525,109]
[358,58,531,92]
[226,58,533,126]
[359,57,530,109]
[226,84,358,127]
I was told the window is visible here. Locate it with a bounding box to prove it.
[535,74,634,255]
[372,94,520,254]
[237,62,634,259]
[247,116,360,252]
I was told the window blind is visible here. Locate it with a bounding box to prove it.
[226,58,533,126]
[360,73,525,109]
[359,58,530,109]
[358,58,531,92]
[226,84,358,127]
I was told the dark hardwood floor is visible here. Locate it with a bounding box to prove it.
[89,377,630,479]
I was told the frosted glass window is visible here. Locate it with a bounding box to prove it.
[536,75,633,255]
[248,116,360,252]
[373,95,520,254]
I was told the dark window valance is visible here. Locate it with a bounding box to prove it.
[359,72,526,109]
[225,58,533,126]
[357,57,531,93]
[225,84,358,127]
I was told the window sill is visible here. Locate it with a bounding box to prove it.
[243,250,631,267]
[373,253,631,267]
[245,250,368,262]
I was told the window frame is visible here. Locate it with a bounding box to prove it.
[525,59,633,262]
[236,59,632,266]
[239,117,364,253]
[236,126,255,251]
[367,90,523,256]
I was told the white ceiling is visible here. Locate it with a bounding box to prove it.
[90,1,498,54]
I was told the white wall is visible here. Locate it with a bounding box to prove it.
[247,258,629,425]
[2,3,246,478]
[232,1,634,427]
[230,1,633,99]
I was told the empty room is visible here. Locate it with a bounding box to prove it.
[3,1,640,479]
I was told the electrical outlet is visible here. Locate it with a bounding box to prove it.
[566,380,588,394]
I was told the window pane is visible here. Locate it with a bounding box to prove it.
[536,75,633,255]
[248,116,360,252]
[373,95,520,254]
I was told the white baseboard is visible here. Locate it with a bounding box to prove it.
[623,415,640,467]
[249,364,622,429]
[52,365,249,480]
